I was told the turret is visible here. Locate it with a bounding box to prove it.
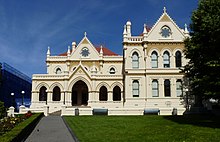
[72,42,76,52]
[126,20,131,37]
[143,24,148,41]
[184,23,190,37]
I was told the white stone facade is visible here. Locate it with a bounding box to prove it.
[31,8,189,115]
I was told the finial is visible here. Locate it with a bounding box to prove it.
[84,32,87,37]
[67,46,71,56]
[47,46,50,56]
[143,24,147,34]
[163,7,166,13]
[184,23,189,33]
[100,45,103,55]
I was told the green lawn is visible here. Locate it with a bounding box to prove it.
[64,115,220,142]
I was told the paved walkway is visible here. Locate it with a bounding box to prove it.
[25,116,76,142]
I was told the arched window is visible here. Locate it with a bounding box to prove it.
[56,68,62,74]
[132,52,139,69]
[152,80,159,97]
[39,86,47,101]
[99,86,107,101]
[175,51,182,67]
[132,80,139,97]
[151,51,158,68]
[110,67,116,74]
[164,79,171,97]
[52,86,61,101]
[113,86,121,101]
[163,51,170,68]
[176,79,182,97]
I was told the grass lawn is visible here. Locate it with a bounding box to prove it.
[64,115,220,142]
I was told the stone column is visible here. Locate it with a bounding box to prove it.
[158,55,163,68]
[159,78,164,98]
[108,91,113,101]
[171,78,176,98]
[170,54,175,68]
[47,91,52,104]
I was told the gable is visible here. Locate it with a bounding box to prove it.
[70,36,100,60]
[147,11,185,42]
[69,63,91,79]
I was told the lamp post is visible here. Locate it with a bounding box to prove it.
[21,91,25,105]
[11,93,14,107]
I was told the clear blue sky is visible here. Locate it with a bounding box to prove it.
[0,0,198,77]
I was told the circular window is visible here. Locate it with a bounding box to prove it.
[160,26,171,38]
[81,47,90,57]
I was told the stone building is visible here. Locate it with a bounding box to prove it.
[31,8,189,115]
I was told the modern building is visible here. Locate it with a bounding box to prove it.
[30,8,190,115]
[0,62,32,110]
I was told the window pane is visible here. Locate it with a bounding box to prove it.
[176,80,182,97]
[133,80,139,97]
[164,79,171,97]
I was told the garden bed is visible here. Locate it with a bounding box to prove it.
[0,113,43,142]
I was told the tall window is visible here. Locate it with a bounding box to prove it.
[176,79,182,97]
[132,80,139,97]
[132,52,139,69]
[113,86,121,101]
[151,51,158,68]
[175,51,182,67]
[164,79,171,97]
[99,86,107,101]
[39,86,47,101]
[56,68,62,74]
[152,80,159,97]
[163,51,170,68]
[52,86,61,101]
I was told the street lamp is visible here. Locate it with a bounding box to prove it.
[11,93,14,107]
[21,91,25,105]
[63,91,65,105]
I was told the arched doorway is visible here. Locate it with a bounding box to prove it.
[72,80,88,106]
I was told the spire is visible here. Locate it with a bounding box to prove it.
[184,23,189,34]
[126,20,131,37]
[67,46,71,56]
[143,24,148,41]
[100,45,103,55]
[47,46,50,56]
[143,24,147,34]
[163,7,167,13]
[72,42,76,52]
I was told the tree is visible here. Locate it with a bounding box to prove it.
[183,0,220,106]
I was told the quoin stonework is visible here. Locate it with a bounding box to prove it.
[30,8,190,115]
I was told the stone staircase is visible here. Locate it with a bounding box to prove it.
[49,110,61,116]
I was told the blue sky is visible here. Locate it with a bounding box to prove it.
[0,0,198,77]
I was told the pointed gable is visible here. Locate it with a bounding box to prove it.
[70,34,100,59]
[147,8,185,42]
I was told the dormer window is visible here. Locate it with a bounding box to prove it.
[109,67,116,74]
[56,68,62,74]
[160,26,171,38]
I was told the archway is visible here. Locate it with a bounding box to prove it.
[72,80,88,106]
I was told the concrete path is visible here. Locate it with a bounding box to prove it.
[25,116,76,142]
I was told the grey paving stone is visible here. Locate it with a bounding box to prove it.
[25,116,75,142]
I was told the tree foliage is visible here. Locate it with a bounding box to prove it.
[183,0,220,103]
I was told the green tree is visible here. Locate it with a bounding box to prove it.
[183,0,220,106]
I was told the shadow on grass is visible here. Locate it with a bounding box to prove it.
[163,114,220,129]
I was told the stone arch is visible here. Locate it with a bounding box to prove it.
[50,82,64,91]
[110,82,123,91]
[96,82,111,92]
[54,65,63,74]
[148,48,160,56]
[68,76,92,91]
[130,48,142,57]
[161,48,172,56]
[36,82,49,91]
